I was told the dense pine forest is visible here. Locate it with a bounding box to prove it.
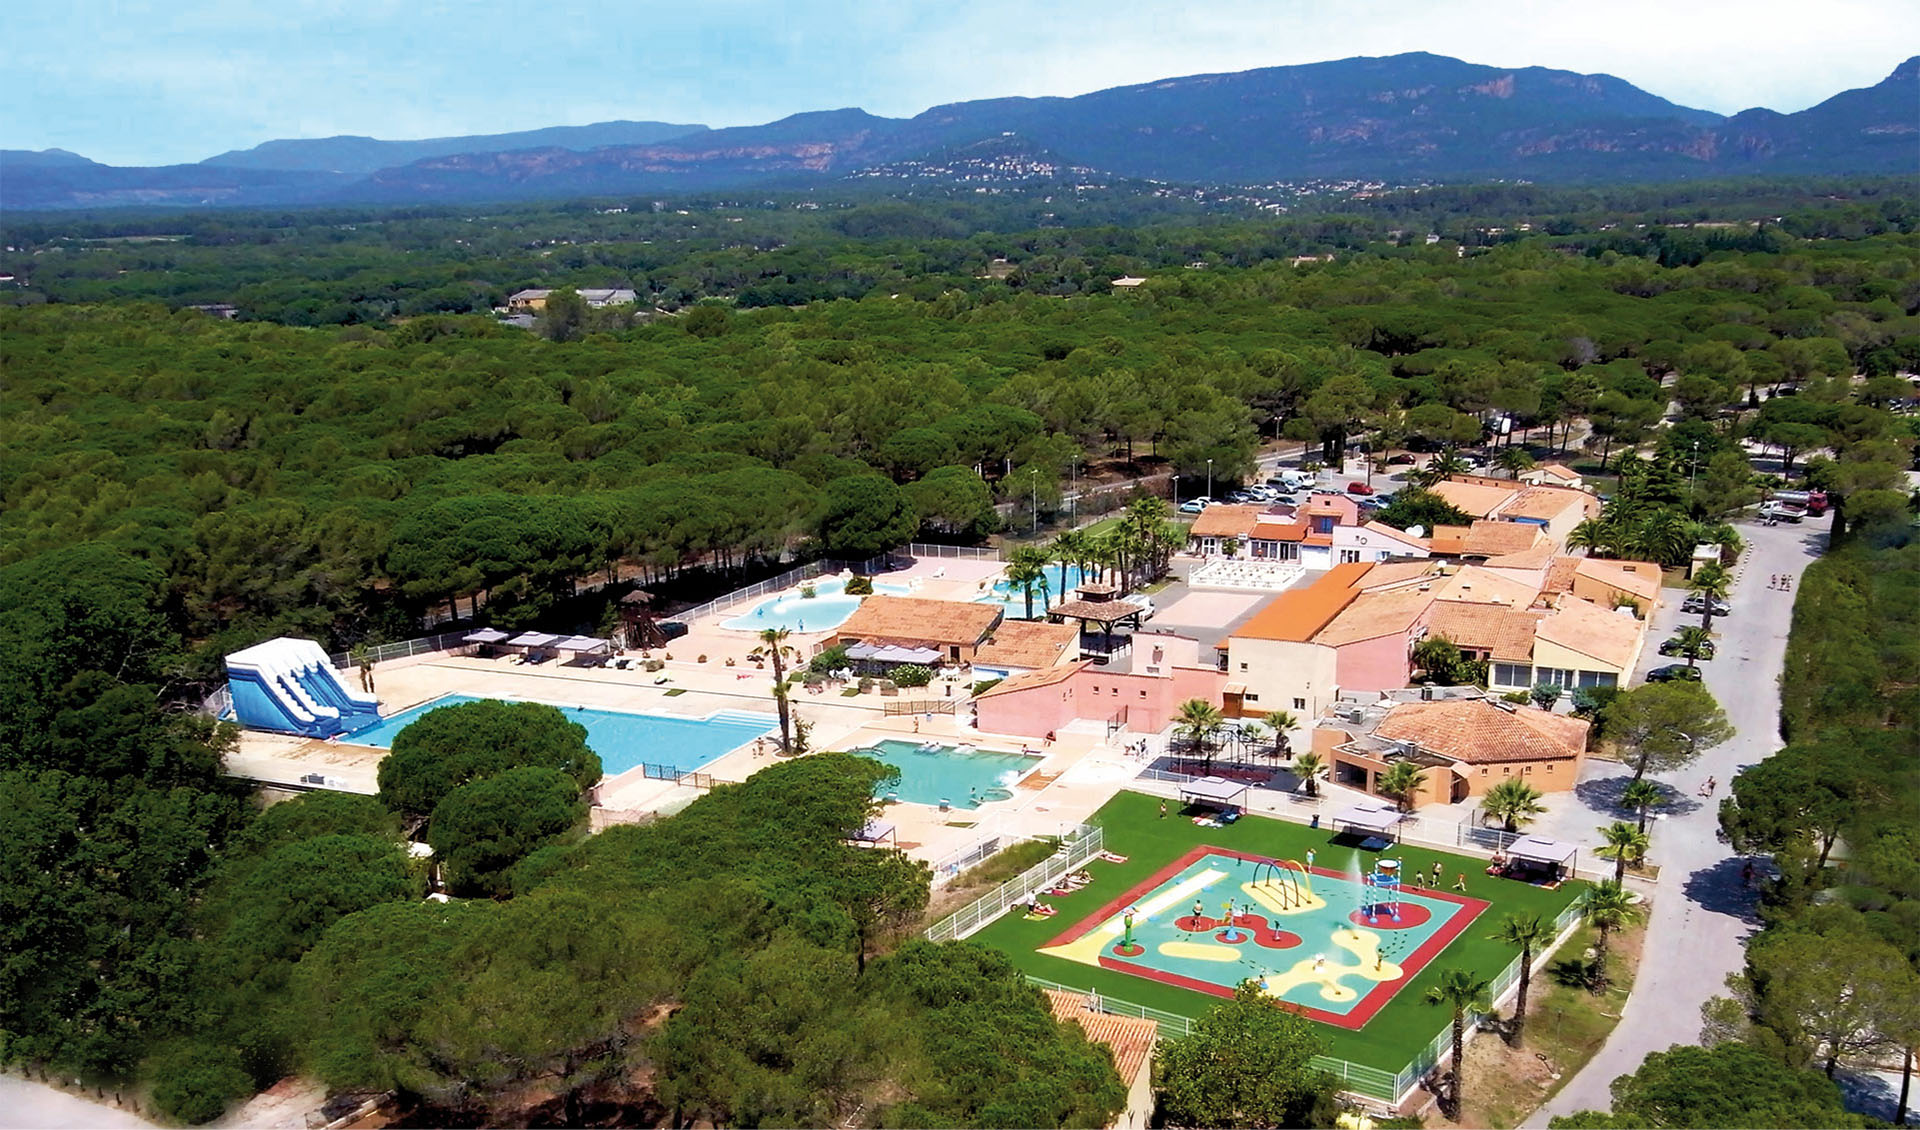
[3,177,1918,1125]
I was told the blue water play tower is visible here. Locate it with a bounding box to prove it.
[1363,858,1403,924]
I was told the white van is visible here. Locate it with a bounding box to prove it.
[1123,593,1156,620]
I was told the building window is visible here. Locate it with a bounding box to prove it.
[1523,764,1533,774]
[1576,670,1617,688]
[1494,662,1532,688]
[1480,767,1489,776]
[1293,698,1306,710]
[1139,690,1147,698]
[1239,662,1249,672]
[1245,692,1259,702]
[1338,549,1361,564]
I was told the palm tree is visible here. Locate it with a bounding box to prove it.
[1490,913,1550,1046]
[1672,624,1713,669]
[1424,967,1492,1117]
[1376,760,1428,812]
[1495,447,1537,479]
[1620,778,1666,834]
[1577,880,1641,991]
[1291,752,1328,797]
[1004,546,1052,620]
[1481,778,1547,833]
[1688,563,1731,631]
[750,627,800,752]
[1262,709,1300,759]
[349,642,376,693]
[1566,517,1614,557]
[1429,449,1472,482]
[1174,698,1225,774]
[1595,821,1651,883]
[1050,528,1088,600]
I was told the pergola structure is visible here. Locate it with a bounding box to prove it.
[1178,775,1250,815]
[1329,802,1403,848]
[1504,834,1579,882]
[1045,583,1144,658]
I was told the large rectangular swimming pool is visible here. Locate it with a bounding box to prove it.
[850,739,1042,810]
[344,694,775,777]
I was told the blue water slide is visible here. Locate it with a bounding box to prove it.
[225,637,382,739]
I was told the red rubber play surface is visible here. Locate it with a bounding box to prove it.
[1039,845,1489,1029]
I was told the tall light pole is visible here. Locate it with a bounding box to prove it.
[1030,468,1039,534]
[1689,440,1699,492]
[1206,458,1214,503]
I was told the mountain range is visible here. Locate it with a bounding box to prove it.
[6,52,1914,210]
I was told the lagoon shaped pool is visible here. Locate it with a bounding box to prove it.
[719,577,910,633]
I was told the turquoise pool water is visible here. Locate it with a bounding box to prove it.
[978,564,1090,620]
[852,738,1041,810]
[720,577,911,633]
[344,694,774,776]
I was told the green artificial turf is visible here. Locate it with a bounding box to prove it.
[969,790,1586,1071]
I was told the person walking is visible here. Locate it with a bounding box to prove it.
[1159,800,1167,819]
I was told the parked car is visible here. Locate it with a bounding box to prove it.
[1178,497,1212,514]
[1386,453,1416,466]
[1358,497,1388,511]
[1122,593,1156,619]
[1681,595,1732,616]
[1345,481,1375,495]
[1646,664,1703,683]
[1659,637,1716,659]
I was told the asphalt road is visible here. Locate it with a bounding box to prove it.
[1530,515,1830,1123]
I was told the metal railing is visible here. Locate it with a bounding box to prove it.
[927,834,1009,886]
[883,699,958,715]
[328,630,473,668]
[923,824,1103,942]
[904,542,1002,560]
[1020,975,1400,1101]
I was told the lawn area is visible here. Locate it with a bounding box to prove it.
[970,790,1587,1073]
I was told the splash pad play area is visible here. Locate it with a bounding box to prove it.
[1038,847,1486,1028]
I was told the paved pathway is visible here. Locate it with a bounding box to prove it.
[1529,517,1829,1124]
[0,1075,153,1129]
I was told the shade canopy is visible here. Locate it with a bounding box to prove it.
[551,635,611,653]
[850,820,897,844]
[463,628,510,643]
[1179,776,1249,808]
[846,642,940,664]
[1506,834,1578,866]
[1331,803,1401,834]
[507,631,560,647]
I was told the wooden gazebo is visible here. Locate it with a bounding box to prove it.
[1045,583,1144,658]
[619,589,668,648]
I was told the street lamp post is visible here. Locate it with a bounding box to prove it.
[1206,458,1214,503]
[1689,441,1700,492]
[1030,469,1039,534]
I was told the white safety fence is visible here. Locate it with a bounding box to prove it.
[923,824,1104,942]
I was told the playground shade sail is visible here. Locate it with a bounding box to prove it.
[1179,776,1250,808]
[1330,804,1401,834]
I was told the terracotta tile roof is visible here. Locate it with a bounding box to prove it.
[1315,586,1435,646]
[1573,557,1664,603]
[1374,699,1589,765]
[1425,603,1541,660]
[1355,559,1441,590]
[1461,520,1549,559]
[1481,543,1557,572]
[1049,598,1146,624]
[1499,486,1600,523]
[1536,462,1581,482]
[1542,556,1580,594]
[974,620,1079,671]
[1044,990,1157,1087]
[1250,518,1308,542]
[1231,562,1374,643]
[1427,524,1469,555]
[1432,565,1541,608]
[1360,520,1430,550]
[836,595,1002,648]
[1187,504,1267,538]
[974,660,1088,699]
[1535,598,1644,669]
[1431,479,1521,518]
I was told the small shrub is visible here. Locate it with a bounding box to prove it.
[845,575,874,596]
[858,677,875,693]
[149,1043,251,1125]
[809,644,849,675]
[972,677,1004,696]
[891,663,932,688]
[799,583,817,599]
[1502,690,1532,705]
[1530,682,1563,710]
[697,654,708,663]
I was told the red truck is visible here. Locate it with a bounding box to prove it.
[1770,489,1828,516]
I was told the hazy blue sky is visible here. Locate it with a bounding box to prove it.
[6,0,1916,165]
